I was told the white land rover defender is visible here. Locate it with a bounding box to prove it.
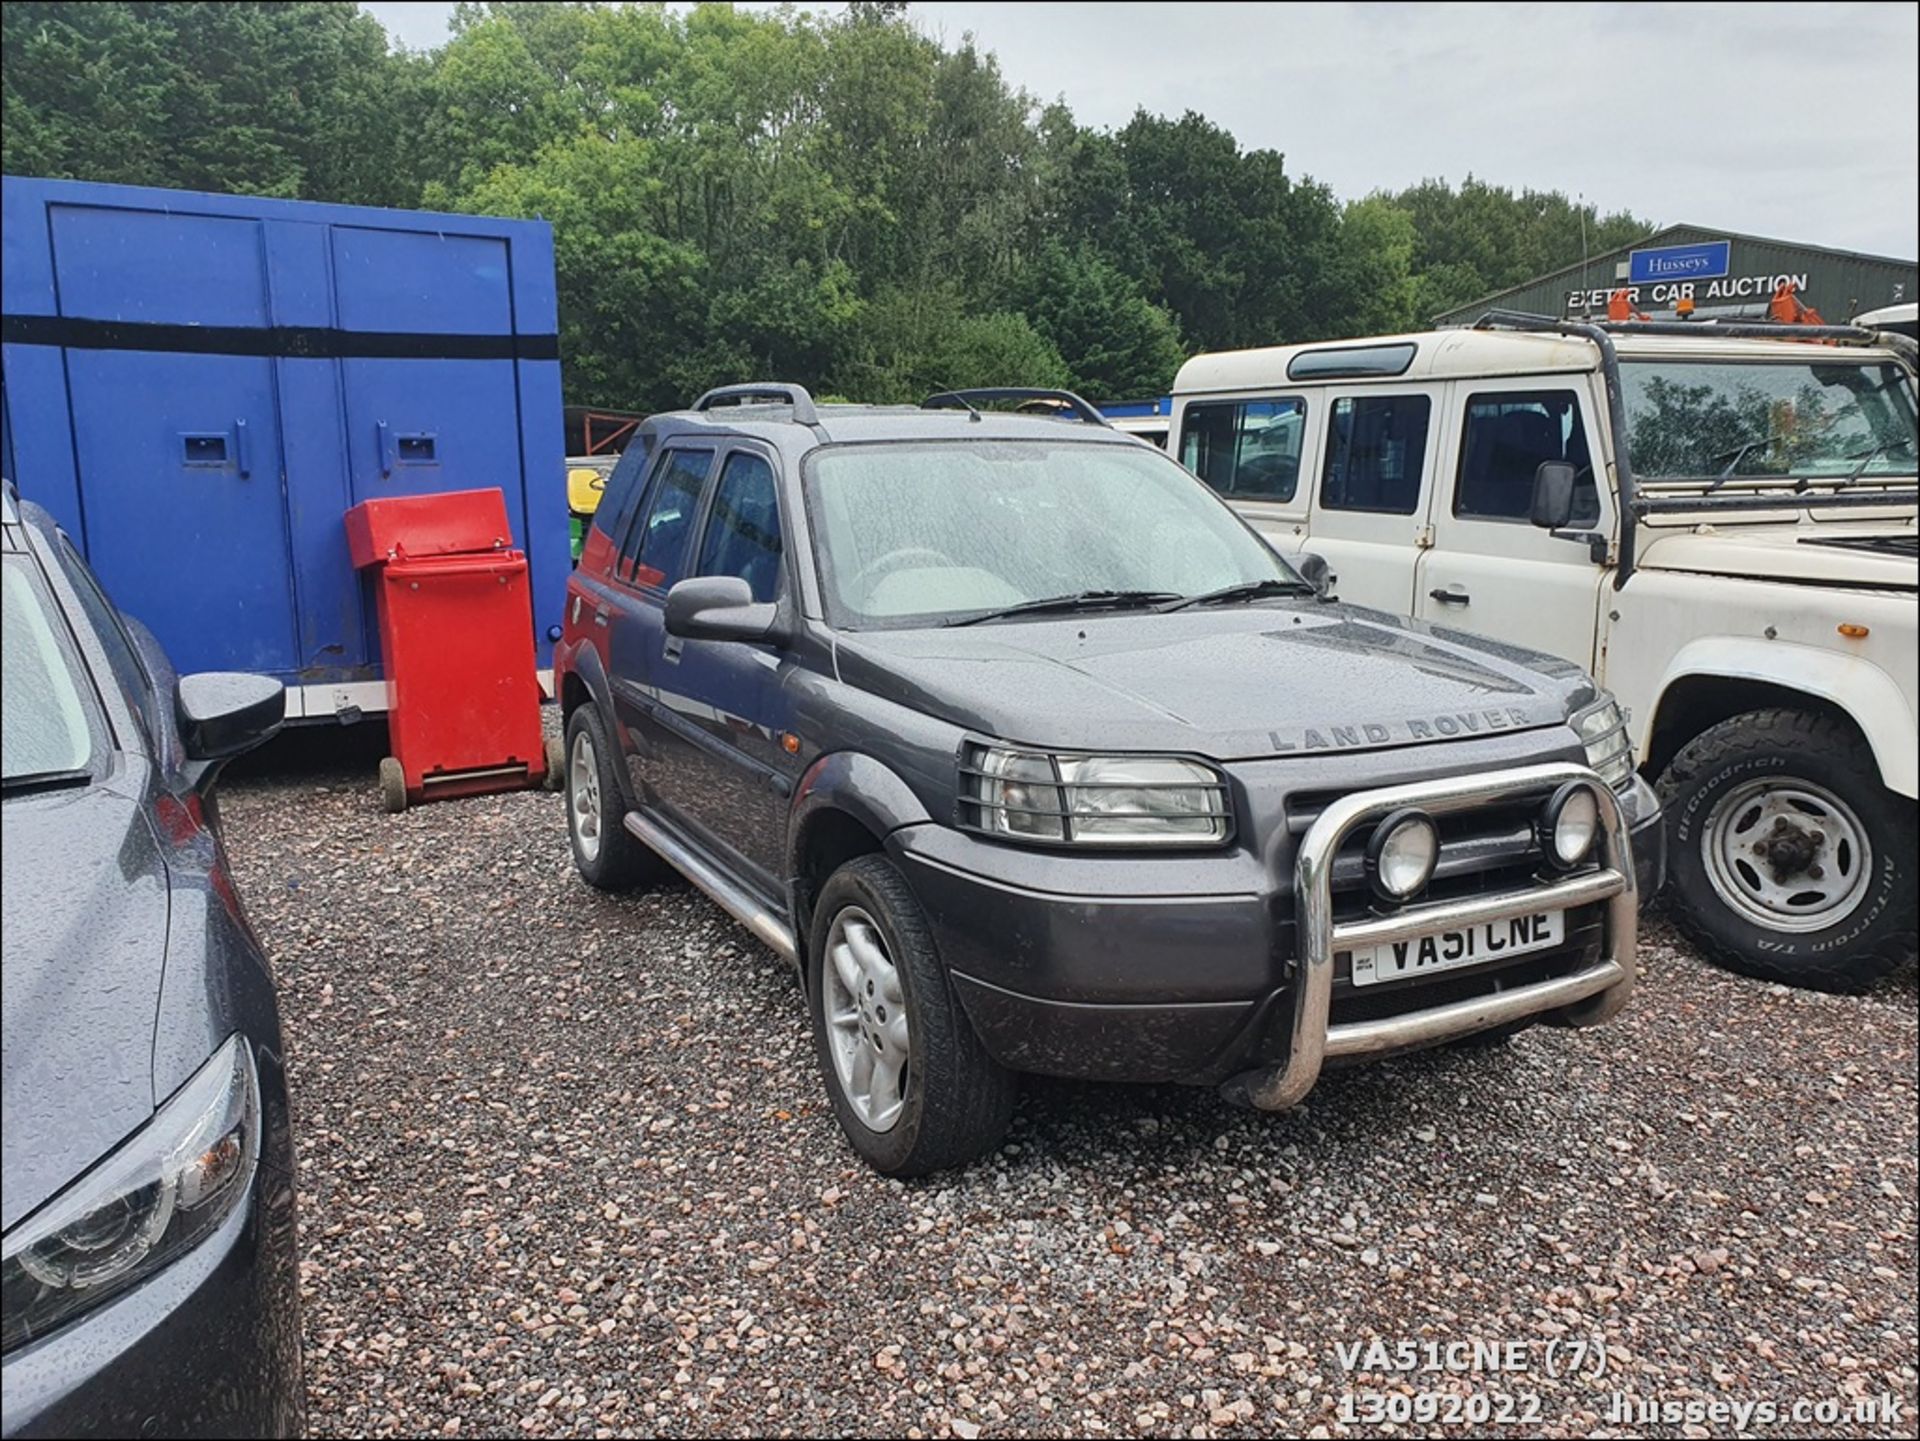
[1168,314,1917,990]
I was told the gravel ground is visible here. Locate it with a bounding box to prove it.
[218,721,1918,1440]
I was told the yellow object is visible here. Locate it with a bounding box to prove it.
[1837,623,1870,639]
[567,466,607,516]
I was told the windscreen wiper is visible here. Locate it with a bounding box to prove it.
[944,589,1182,627]
[0,767,92,796]
[1840,436,1916,485]
[1710,431,1789,486]
[1155,577,1318,612]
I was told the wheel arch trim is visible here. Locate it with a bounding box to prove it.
[1649,638,1916,798]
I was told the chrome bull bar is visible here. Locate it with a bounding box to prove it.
[1237,761,1638,1111]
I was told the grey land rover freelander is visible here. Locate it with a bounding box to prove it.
[553,385,1664,1176]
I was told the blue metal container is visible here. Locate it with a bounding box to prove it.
[0,176,567,722]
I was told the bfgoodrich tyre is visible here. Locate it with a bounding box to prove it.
[807,855,1015,1176]
[1658,708,1915,992]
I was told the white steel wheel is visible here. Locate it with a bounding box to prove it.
[1702,776,1873,933]
[821,905,912,1133]
[569,726,603,863]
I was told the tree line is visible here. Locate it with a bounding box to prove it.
[2,0,1653,411]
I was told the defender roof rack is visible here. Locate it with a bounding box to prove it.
[920,388,1110,427]
[1473,310,1918,587]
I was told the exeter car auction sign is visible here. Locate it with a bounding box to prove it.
[1565,236,1810,315]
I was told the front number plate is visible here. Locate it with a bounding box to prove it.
[1349,910,1565,987]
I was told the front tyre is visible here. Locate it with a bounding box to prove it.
[807,855,1015,1176]
[1658,708,1915,992]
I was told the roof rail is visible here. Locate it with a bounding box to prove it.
[920,388,1110,427]
[1478,308,1917,365]
[692,383,821,427]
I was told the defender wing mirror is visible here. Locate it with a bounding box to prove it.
[1294,551,1334,600]
[1529,461,1578,531]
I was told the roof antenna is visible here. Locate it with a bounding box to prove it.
[1578,192,1590,319]
[928,382,983,422]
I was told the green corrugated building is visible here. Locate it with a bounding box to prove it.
[1433,224,1916,327]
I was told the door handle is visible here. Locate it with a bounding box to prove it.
[376,419,394,477]
[662,635,685,664]
[1428,585,1471,606]
[233,419,251,479]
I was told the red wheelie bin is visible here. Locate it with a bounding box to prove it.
[344,489,559,812]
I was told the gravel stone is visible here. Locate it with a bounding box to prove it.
[219,721,1919,1438]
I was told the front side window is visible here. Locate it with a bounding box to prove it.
[806,440,1299,628]
[694,452,783,603]
[1320,394,1431,514]
[1620,360,1918,481]
[1455,390,1599,524]
[1179,398,1307,501]
[626,448,711,589]
[3,557,99,782]
[56,535,154,738]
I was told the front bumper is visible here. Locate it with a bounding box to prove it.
[0,1073,303,1439]
[896,762,1652,1099]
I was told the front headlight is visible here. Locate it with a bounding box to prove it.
[1,1035,259,1352]
[1572,695,1636,791]
[960,744,1230,846]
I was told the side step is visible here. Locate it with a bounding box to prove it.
[623,812,798,963]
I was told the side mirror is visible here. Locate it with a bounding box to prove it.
[1530,461,1578,530]
[663,576,781,643]
[1293,551,1334,599]
[178,672,285,769]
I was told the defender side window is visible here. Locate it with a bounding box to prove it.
[1455,390,1599,524]
[1320,395,1431,515]
[693,453,783,603]
[1179,398,1307,502]
[623,448,711,590]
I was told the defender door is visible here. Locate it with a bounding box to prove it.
[1296,387,1440,613]
[1411,376,1612,670]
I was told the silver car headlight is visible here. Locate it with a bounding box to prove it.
[0,1035,259,1352]
[1572,695,1636,791]
[960,744,1230,846]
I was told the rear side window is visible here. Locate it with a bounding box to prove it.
[694,452,783,603]
[1179,398,1306,501]
[1455,390,1598,524]
[594,435,656,548]
[1320,395,1431,514]
[624,449,710,589]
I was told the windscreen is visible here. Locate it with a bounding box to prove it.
[806,440,1300,628]
[2,558,97,782]
[1620,359,1917,481]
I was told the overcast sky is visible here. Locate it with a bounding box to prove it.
[362,1,1919,259]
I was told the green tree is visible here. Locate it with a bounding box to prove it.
[2,2,417,203]
[1384,176,1651,320]
[837,286,1068,403]
[1017,245,1185,400]
[2,0,1669,412]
